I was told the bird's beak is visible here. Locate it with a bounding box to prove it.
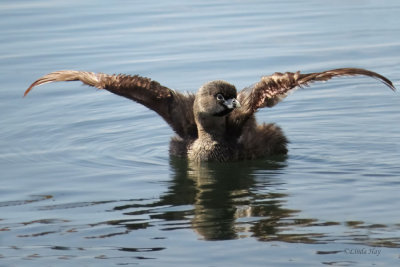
[224,98,241,109]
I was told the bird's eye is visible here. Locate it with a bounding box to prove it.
[216,94,224,101]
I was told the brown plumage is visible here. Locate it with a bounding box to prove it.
[24,68,396,162]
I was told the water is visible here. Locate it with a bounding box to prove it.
[1,0,400,266]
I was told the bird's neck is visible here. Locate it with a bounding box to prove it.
[195,114,226,141]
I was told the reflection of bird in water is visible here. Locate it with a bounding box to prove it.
[169,157,293,241]
[25,68,395,162]
[110,157,297,241]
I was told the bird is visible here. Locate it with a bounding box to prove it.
[24,68,396,162]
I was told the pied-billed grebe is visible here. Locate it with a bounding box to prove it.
[24,68,396,162]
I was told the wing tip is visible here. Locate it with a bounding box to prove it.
[23,84,34,97]
[383,79,396,92]
[344,67,396,92]
[23,70,75,97]
[372,74,396,92]
[23,82,37,97]
[23,79,49,97]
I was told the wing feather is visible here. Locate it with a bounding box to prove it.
[238,68,395,114]
[24,71,197,139]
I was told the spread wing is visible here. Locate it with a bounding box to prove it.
[24,71,197,139]
[226,68,396,136]
[237,68,395,115]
